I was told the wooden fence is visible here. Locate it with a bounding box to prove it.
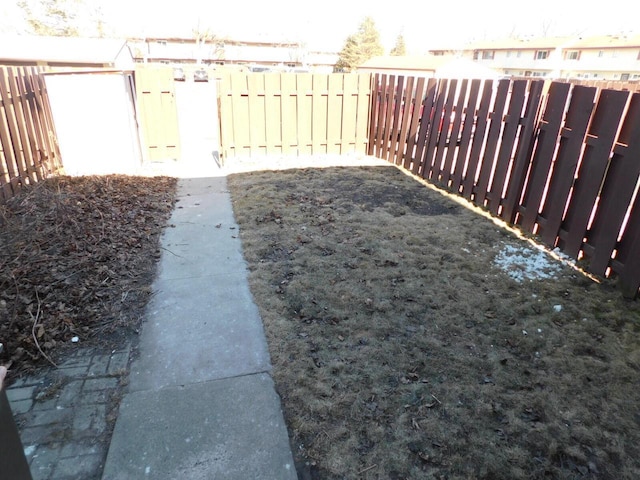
[369,74,640,298]
[0,67,61,202]
[218,73,371,159]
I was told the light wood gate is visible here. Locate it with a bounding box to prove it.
[134,66,181,162]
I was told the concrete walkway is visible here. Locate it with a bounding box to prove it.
[101,169,297,479]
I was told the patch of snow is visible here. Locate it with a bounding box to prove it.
[494,243,562,283]
[553,304,562,312]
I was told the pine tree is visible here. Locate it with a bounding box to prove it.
[390,34,407,56]
[335,16,384,72]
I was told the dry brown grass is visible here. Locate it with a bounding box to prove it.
[228,164,640,480]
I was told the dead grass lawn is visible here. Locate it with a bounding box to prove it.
[228,165,640,480]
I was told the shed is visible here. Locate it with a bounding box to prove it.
[359,55,500,79]
[358,55,450,77]
[0,35,134,69]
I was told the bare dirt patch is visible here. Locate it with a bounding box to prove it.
[0,175,177,377]
[228,165,640,480]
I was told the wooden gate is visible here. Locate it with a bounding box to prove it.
[134,66,180,162]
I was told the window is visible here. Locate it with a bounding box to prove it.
[481,50,495,60]
[598,50,604,57]
[566,51,580,60]
[535,50,549,60]
[516,51,522,58]
[506,50,512,58]
[621,73,630,81]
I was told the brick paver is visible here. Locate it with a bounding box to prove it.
[5,344,132,480]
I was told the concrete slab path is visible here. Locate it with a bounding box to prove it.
[102,172,297,479]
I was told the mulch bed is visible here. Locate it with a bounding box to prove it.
[0,175,177,378]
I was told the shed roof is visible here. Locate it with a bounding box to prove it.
[0,35,131,66]
[359,55,450,72]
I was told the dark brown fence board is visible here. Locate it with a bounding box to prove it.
[587,93,640,275]
[0,86,21,196]
[462,80,494,200]
[441,79,469,188]
[430,79,458,182]
[394,76,414,165]
[450,79,481,193]
[8,70,40,183]
[18,69,49,179]
[402,76,425,171]
[0,71,30,186]
[373,74,388,157]
[617,189,640,297]
[619,237,640,297]
[411,79,437,176]
[386,76,404,162]
[380,75,396,160]
[487,80,528,216]
[560,89,629,258]
[12,69,40,181]
[539,85,597,247]
[500,80,545,223]
[421,79,448,180]
[520,82,572,231]
[368,74,382,156]
[473,79,510,207]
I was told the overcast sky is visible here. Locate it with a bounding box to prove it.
[4,0,640,53]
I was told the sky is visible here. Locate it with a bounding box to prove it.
[3,0,640,53]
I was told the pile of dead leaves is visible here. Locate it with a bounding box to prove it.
[0,175,176,375]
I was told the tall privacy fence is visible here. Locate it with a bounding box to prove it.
[1,65,639,298]
[369,74,640,297]
[218,72,371,158]
[0,67,61,202]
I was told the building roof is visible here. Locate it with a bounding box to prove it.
[0,35,131,66]
[568,34,640,49]
[434,58,501,79]
[359,55,450,72]
[465,36,574,51]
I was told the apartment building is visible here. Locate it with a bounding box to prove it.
[443,33,640,81]
[127,37,337,72]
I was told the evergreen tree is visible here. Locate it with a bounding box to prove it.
[390,34,407,56]
[335,16,384,72]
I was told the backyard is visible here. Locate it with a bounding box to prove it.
[227,163,640,479]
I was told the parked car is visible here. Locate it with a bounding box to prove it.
[173,67,185,81]
[194,69,208,82]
